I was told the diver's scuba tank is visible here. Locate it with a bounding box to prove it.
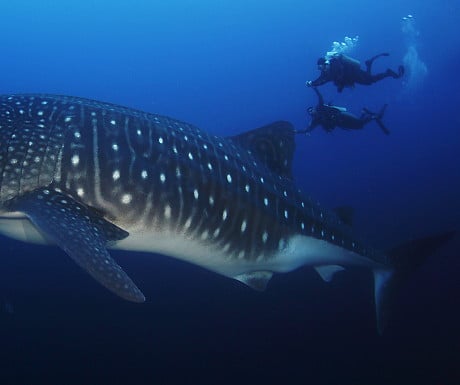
[338,54,361,69]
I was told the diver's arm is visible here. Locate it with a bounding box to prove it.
[306,118,319,132]
[294,119,318,134]
[312,87,324,105]
[308,74,329,87]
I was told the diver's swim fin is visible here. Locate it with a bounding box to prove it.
[376,119,390,135]
[362,105,389,135]
[365,53,390,69]
[376,104,389,135]
[371,52,390,60]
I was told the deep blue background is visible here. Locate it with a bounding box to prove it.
[0,1,459,384]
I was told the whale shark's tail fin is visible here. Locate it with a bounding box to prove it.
[374,231,456,334]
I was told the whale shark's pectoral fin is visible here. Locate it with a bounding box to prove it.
[234,271,273,291]
[9,187,145,303]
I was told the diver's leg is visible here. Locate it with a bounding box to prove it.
[360,108,373,121]
[384,65,405,79]
[375,119,390,135]
[339,112,366,130]
[359,111,373,125]
[378,104,388,118]
[369,67,399,83]
[365,52,390,73]
[294,128,312,134]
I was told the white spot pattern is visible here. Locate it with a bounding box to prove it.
[164,205,171,219]
[121,194,132,204]
[262,232,268,243]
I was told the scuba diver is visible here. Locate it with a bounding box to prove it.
[295,87,389,135]
[306,53,404,92]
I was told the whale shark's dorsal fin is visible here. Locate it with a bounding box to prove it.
[228,121,295,180]
[333,206,354,227]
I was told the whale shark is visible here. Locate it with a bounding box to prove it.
[0,94,453,332]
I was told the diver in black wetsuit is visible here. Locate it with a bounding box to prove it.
[295,87,389,134]
[306,53,404,93]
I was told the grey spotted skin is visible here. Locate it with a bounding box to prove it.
[0,93,380,293]
[1,94,449,332]
[0,95,371,255]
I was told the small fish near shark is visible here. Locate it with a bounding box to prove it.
[0,94,454,333]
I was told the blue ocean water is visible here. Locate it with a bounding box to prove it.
[0,1,459,384]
